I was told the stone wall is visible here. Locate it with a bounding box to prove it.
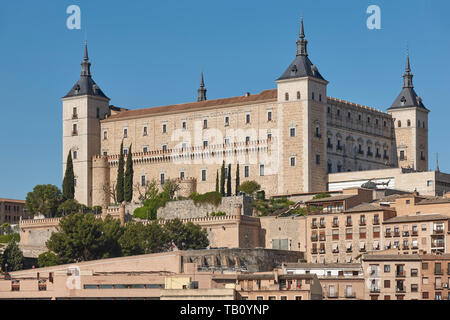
[157,195,253,220]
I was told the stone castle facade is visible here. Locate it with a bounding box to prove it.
[62,18,429,207]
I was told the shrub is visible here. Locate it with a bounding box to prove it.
[312,192,331,200]
[38,252,60,267]
[238,181,261,196]
[209,211,226,217]
[189,191,222,207]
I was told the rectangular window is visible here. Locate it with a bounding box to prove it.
[260,164,265,176]
[72,123,78,135]
[245,136,251,144]
[143,146,148,153]
[316,154,320,165]
[162,123,167,133]
[246,114,251,124]
[96,108,100,119]
[160,173,165,185]
[143,126,148,136]
[290,127,296,137]
[180,171,185,180]
[267,111,272,121]
[182,121,187,130]
[103,130,108,140]
[73,151,78,159]
[203,119,208,129]
[162,144,167,152]
[123,128,128,138]
[290,157,296,166]
[224,116,230,126]
[141,175,146,187]
[244,165,250,178]
[201,169,207,182]
[203,140,208,148]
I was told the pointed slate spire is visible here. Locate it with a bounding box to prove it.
[296,17,308,57]
[63,42,108,99]
[403,49,414,88]
[81,41,91,77]
[197,72,207,102]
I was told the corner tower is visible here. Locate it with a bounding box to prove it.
[275,17,328,194]
[388,51,429,171]
[62,43,110,206]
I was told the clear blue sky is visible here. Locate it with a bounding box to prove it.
[0,0,449,200]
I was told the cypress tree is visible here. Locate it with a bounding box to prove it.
[235,163,240,195]
[220,161,225,196]
[62,151,75,200]
[116,141,125,203]
[226,164,232,197]
[215,170,219,192]
[124,144,134,202]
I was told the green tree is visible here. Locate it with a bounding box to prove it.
[215,170,219,192]
[313,192,331,200]
[1,223,12,235]
[133,180,170,220]
[46,213,122,263]
[226,164,232,197]
[124,144,134,202]
[238,180,261,196]
[101,216,124,258]
[235,163,240,196]
[220,161,225,196]
[162,179,180,200]
[62,151,75,200]
[116,141,125,203]
[57,199,82,216]
[25,184,62,217]
[37,252,60,267]
[1,240,24,272]
[164,219,209,250]
[118,222,147,256]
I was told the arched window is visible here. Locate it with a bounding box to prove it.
[285,93,289,101]
[398,121,402,128]
[297,91,301,100]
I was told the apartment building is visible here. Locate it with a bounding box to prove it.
[420,254,450,300]
[0,198,26,225]
[382,214,449,254]
[361,254,422,300]
[282,263,365,300]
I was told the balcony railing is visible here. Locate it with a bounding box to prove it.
[396,288,406,293]
[385,232,392,237]
[346,222,352,227]
[332,223,339,228]
[311,224,318,229]
[311,249,318,254]
[319,224,326,229]
[394,232,400,237]
[373,219,380,225]
[433,229,444,235]
[72,114,78,119]
[402,232,409,237]
[311,236,318,242]
[434,269,443,275]
[396,272,405,278]
[412,231,418,236]
[72,130,78,136]
[370,288,380,293]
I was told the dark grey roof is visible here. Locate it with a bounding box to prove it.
[277,18,326,82]
[388,52,428,111]
[63,43,109,100]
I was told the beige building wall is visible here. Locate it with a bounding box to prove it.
[259,216,307,252]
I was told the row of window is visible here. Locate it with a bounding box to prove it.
[2,205,22,213]
[142,165,265,186]
[327,106,389,128]
[284,91,322,102]
[397,119,426,129]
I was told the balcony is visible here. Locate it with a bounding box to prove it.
[402,246,409,250]
[433,229,444,235]
[402,232,409,237]
[346,248,352,253]
[332,223,339,228]
[311,224,318,229]
[332,249,339,253]
[385,232,392,238]
[370,287,380,293]
[311,249,318,254]
[346,234,352,240]
[395,272,405,278]
[358,150,364,155]
[373,219,380,225]
[327,143,333,149]
[319,223,326,229]
[396,287,406,293]
[434,269,443,276]
[72,114,78,119]
[319,249,326,254]
[375,153,381,159]
[394,232,400,237]
[367,152,373,157]
[311,236,318,242]
[337,146,343,152]
[328,294,338,299]
[345,294,356,299]
[412,231,418,236]
[360,221,366,226]
[346,222,352,227]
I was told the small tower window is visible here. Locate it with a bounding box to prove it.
[244,165,250,178]
[103,130,108,140]
[143,126,148,136]
[160,173,165,185]
[259,164,265,176]
[162,123,167,133]
[72,107,78,118]
[203,119,208,129]
[123,128,128,138]
[246,114,251,124]
[285,93,289,101]
[407,120,411,127]
[316,154,321,165]
[267,111,272,122]
[224,116,230,126]
[312,92,315,100]
[182,121,187,130]
[96,108,100,119]
[398,121,402,128]
[201,169,207,182]
[73,150,78,160]
[297,91,301,100]
[141,175,146,187]
[72,123,78,136]
[290,127,296,137]
[290,157,296,167]
[319,94,322,102]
